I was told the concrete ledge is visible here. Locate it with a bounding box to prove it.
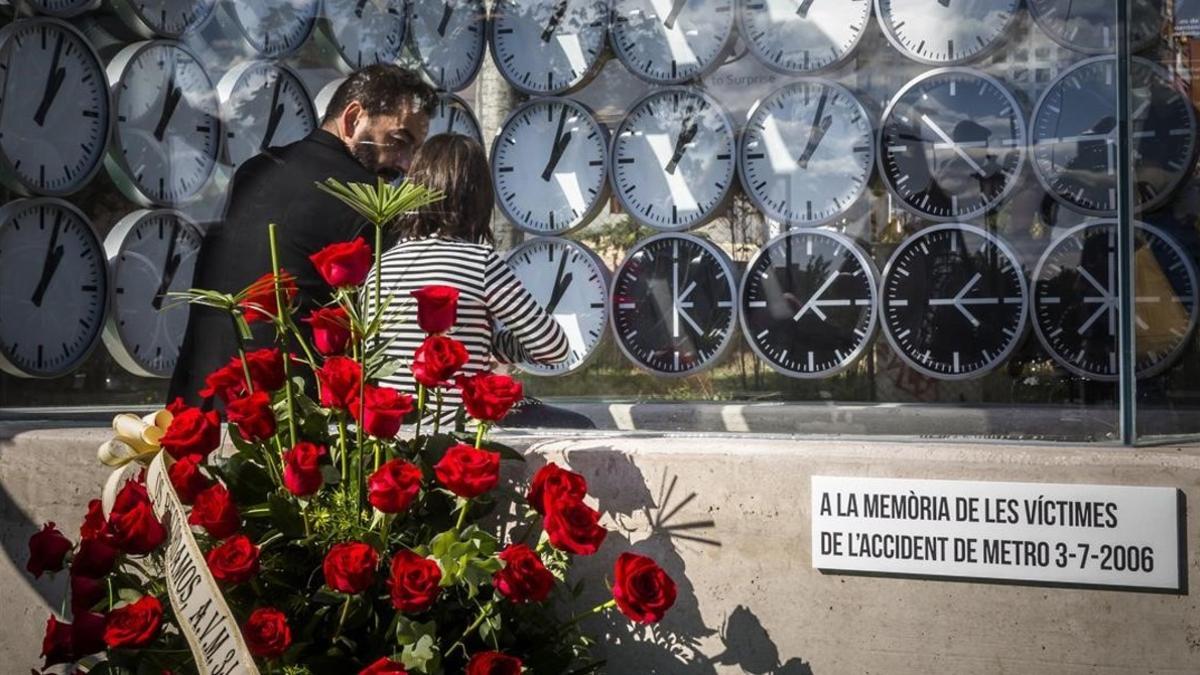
[3,424,1199,673]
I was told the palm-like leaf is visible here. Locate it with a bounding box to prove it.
[315,176,444,228]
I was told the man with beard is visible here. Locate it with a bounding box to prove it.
[168,64,435,406]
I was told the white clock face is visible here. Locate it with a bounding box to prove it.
[0,199,107,379]
[110,0,218,39]
[18,0,100,18]
[323,0,408,69]
[492,98,609,235]
[1027,0,1164,55]
[218,62,315,169]
[875,0,1020,65]
[426,93,482,143]
[489,0,608,95]
[102,210,202,378]
[227,0,320,58]
[737,0,871,74]
[612,87,736,230]
[0,19,111,197]
[610,0,735,84]
[505,238,610,375]
[107,41,221,207]
[408,0,487,92]
[740,79,874,227]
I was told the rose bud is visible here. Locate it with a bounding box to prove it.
[71,574,105,614]
[199,361,247,404]
[351,384,413,439]
[411,336,468,388]
[466,651,523,675]
[543,496,607,556]
[71,538,119,578]
[168,455,213,504]
[159,405,221,462]
[304,306,353,356]
[324,541,379,594]
[612,552,678,624]
[526,463,588,516]
[412,285,459,334]
[388,549,442,613]
[103,595,164,649]
[26,522,72,578]
[493,544,554,604]
[239,270,297,323]
[72,610,107,657]
[360,656,408,674]
[188,484,241,539]
[226,391,277,443]
[457,373,523,423]
[242,607,292,659]
[283,442,328,497]
[79,499,109,541]
[108,481,167,555]
[434,444,500,499]
[40,615,73,668]
[242,348,286,392]
[310,237,373,288]
[367,459,423,514]
[317,356,362,411]
[206,534,261,586]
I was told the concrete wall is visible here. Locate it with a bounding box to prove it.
[3,422,1199,674]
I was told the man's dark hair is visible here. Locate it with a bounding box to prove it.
[321,64,438,126]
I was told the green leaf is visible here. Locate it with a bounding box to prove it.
[399,633,440,673]
[478,439,525,462]
[268,492,307,537]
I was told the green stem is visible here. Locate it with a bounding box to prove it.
[373,437,382,474]
[267,223,297,447]
[356,289,367,521]
[433,389,443,435]
[560,599,617,635]
[231,315,255,395]
[338,417,349,488]
[474,423,487,449]
[459,600,495,641]
[373,223,384,327]
[455,498,470,533]
[333,595,352,640]
[412,384,425,445]
[107,577,114,611]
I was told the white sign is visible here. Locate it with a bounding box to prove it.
[811,476,1181,590]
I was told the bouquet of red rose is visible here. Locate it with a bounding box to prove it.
[25,179,676,675]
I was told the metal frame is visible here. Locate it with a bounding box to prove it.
[406,0,488,93]
[487,0,610,96]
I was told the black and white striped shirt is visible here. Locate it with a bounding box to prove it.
[365,237,569,426]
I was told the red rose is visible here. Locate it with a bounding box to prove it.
[367,459,423,514]
[283,442,327,497]
[168,455,213,504]
[108,481,166,555]
[543,496,607,556]
[457,373,523,423]
[240,270,297,323]
[360,657,408,674]
[26,522,71,578]
[206,534,260,585]
[466,651,523,675]
[159,405,221,461]
[388,549,442,613]
[104,595,163,649]
[166,396,188,415]
[434,444,500,499]
[352,384,413,438]
[71,537,118,578]
[243,348,286,392]
[493,544,554,604]
[612,552,677,624]
[188,484,240,539]
[526,463,588,516]
[317,356,362,411]
[411,336,468,388]
[324,541,379,594]
[40,615,73,667]
[80,499,108,541]
[72,610,106,657]
[227,391,277,443]
[199,361,247,403]
[71,574,105,613]
[412,285,459,334]
[304,306,352,356]
[310,237,373,288]
[242,607,291,659]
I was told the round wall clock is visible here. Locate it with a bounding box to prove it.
[14,0,101,18]
[489,0,608,95]
[610,0,735,84]
[408,0,487,92]
[879,223,1028,380]
[737,0,870,74]
[1031,220,1199,381]
[102,209,202,378]
[875,0,1019,65]
[109,0,217,39]
[1027,0,1163,55]
[105,41,221,207]
[426,92,482,143]
[610,233,738,376]
[0,198,108,379]
[321,0,408,70]
[218,61,315,169]
[1030,56,1196,217]
[739,79,874,227]
[505,237,610,376]
[740,229,878,379]
[0,18,111,197]
[225,0,319,58]
[878,68,1026,222]
[611,87,736,231]
[314,77,346,122]
[492,97,609,235]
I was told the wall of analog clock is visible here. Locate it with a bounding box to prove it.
[0,0,1197,442]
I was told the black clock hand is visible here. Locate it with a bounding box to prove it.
[541,0,569,41]
[152,224,181,310]
[446,106,459,134]
[663,0,688,29]
[541,108,572,181]
[33,33,67,127]
[938,0,951,7]
[355,0,370,17]
[437,1,455,37]
[153,74,183,142]
[665,117,698,175]
[545,253,571,314]
[796,0,816,18]
[260,76,285,151]
[795,92,830,169]
[30,212,65,307]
